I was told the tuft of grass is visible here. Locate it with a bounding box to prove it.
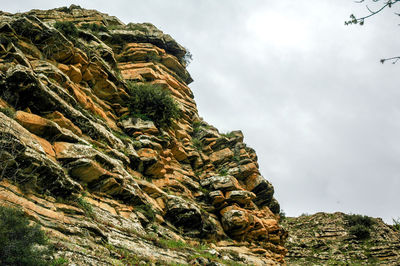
[0,107,15,118]
[135,204,155,222]
[104,243,142,265]
[192,138,203,151]
[76,196,94,217]
[157,239,187,249]
[80,23,108,33]
[50,257,69,266]
[392,217,400,232]
[221,131,236,138]
[218,167,229,176]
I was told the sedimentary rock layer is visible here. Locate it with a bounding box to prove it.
[0,5,286,265]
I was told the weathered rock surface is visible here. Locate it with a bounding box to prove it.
[282,212,400,265]
[0,5,285,265]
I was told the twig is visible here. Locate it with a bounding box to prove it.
[380,56,400,64]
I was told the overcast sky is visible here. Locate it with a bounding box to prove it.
[3,1,400,223]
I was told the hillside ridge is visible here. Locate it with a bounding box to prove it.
[282,212,400,265]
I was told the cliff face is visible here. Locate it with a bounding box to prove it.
[0,6,286,265]
[282,212,400,265]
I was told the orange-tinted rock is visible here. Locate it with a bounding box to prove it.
[93,79,118,100]
[68,64,82,83]
[209,148,234,164]
[82,68,93,81]
[32,134,56,158]
[146,161,166,178]
[68,159,109,183]
[171,143,188,162]
[209,190,226,206]
[15,111,59,137]
[45,111,83,136]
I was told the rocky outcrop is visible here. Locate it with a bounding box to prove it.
[0,6,285,265]
[282,212,400,265]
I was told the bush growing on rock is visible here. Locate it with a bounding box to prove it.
[0,206,53,265]
[80,23,108,33]
[0,107,15,118]
[349,224,371,240]
[345,214,374,240]
[126,82,180,128]
[54,21,79,38]
[345,214,374,228]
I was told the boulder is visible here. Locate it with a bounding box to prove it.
[165,195,202,231]
[0,113,82,196]
[246,175,275,209]
[225,190,256,205]
[119,117,158,135]
[209,148,234,165]
[200,175,241,192]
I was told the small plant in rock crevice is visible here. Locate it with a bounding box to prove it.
[192,137,203,151]
[218,167,229,176]
[0,107,16,118]
[76,195,94,217]
[135,204,156,222]
[126,82,181,128]
[221,131,235,139]
[392,217,400,232]
[54,21,79,38]
[80,23,108,33]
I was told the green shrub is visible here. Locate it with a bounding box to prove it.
[221,131,235,138]
[157,239,187,249]
[218,167,228,176]
[192,138,203,151]
[345,214,374,228]
[345,214,374,240]
[349,224,371,240]
[279,210,286,220]
[0,206,52,265]
[0,107,15,118]
[80,23,108,33]
[54,21,79,38]
[76,196,94,217]
[127,82,180,128]
[50,257,69,266]
[135,204,155,222]
[192,121,202,135]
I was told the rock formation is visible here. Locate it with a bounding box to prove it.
[282,212,400,265]
[0,5,286,265]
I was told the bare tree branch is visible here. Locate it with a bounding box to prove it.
[347,0,400,63]
[345,0,400,25]
[380,56,400,64]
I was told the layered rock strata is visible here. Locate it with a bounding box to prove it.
[282,212,400,265]
[0,6,286,265]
